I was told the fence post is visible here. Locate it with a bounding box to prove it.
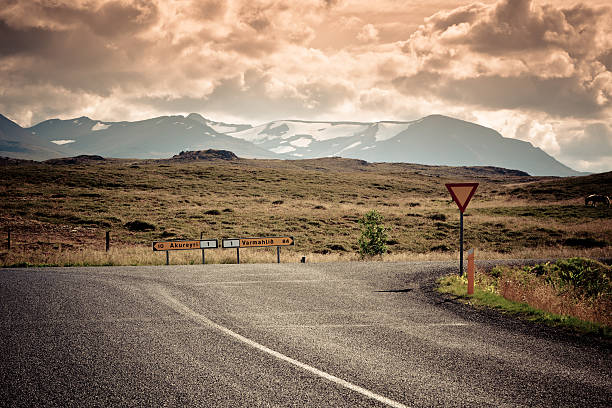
[105,231,110,252]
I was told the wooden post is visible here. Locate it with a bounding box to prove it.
[467,248,475,295]
[105,231,110,252]
[277,246,280,264]
[236,248,240,264]
[166,251,169,265]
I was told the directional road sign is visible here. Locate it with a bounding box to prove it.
[446,183,478,213]
[223,237,294,248]
[153,239,218,251]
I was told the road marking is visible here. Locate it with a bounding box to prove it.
[155,287,410,408]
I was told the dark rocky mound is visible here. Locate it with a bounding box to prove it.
[170,149,238,161]
[464,166,530,177]
[44,155,106,165]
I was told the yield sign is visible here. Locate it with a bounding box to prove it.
[446,183,478,213]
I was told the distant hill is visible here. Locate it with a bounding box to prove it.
[0,112,584,176]
[0,114,70,160]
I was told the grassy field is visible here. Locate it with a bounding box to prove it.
[1,154,610,266]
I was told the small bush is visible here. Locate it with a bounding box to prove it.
[204,209,221,215]
[272,200,284,205]
[428,213,446,221]
[358,210,388,257]
[563,237,607,248]
[124,220,155,231]
[430,244,450,252]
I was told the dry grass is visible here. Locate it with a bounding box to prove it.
[1,158,610,267]
[496,266,611,327]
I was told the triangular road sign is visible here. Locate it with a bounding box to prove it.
[446,183,478,213]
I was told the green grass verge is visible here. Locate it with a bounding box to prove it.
[437,274,611,337]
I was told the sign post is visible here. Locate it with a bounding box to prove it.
[222,237,294,264]
[467,248,475,295]
[153,239,218,265]
[445,183,478,276]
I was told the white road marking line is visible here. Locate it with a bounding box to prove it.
[192,279,357,285]
[156,287,410,408]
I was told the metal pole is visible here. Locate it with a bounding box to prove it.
[200,232,205,265]
[236,248,240,264]
[166,251,169,266]
[277,246,280,264]
[105,231,110,252]
[459,211,464,276]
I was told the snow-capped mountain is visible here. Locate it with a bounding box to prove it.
[0,112,582,176]
[224,115,579,176]
[227,120,415,157]
[26,114,276,159]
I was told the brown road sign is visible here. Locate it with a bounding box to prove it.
[239,237,294,248]
[446,183,478,213]
[153,239,218,251]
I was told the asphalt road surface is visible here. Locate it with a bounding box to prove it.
[1,262,610,407]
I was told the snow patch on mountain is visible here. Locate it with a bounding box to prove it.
[290,137,312,147]
[374,122,412,141]
[270,145,296,154]
[51,139,75,145]
[229,120,372,143]
[91,122,110,131]
[335,141,362,155]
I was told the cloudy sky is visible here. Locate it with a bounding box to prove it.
[1,0,611,172]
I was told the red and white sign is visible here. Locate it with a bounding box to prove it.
[445,183,478,213]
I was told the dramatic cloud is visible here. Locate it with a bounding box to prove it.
[0,0,611,172]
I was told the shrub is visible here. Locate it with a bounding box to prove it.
[358,210,388,257]
[428,213,446,221]
[124,220,155,231]
[204,209,221,215]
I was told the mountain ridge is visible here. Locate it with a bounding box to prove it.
[0,112,584,176]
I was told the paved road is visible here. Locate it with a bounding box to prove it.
[1,262,610,407]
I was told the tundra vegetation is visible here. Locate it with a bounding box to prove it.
[0,154,610,267]
[438,257,611,335]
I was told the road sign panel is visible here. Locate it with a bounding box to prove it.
[240,237,294,248]
[153,239,218,251]
[200,239,218,249]
[445,183,478,213]
[223,237,294,248]
[222,239,240,248]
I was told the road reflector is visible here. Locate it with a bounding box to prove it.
[445,183,478,213]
